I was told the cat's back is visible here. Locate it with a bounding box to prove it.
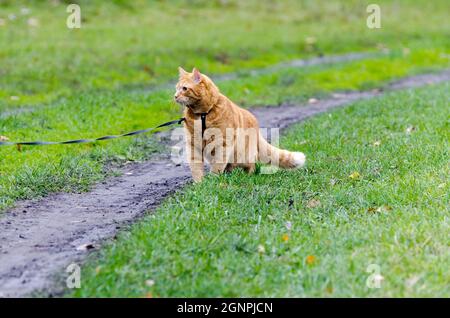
[225,96,259,129]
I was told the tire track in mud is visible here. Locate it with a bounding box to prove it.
[0,70,449,297]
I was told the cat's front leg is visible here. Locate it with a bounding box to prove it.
[210,162,228,174]
[208,138,233,175]
[186,133,204,182]
[189,147,204,182]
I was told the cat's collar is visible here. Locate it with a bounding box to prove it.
[190,109,211,137]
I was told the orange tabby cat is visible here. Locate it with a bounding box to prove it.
[174,67,306,182]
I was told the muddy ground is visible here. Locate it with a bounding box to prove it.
[0,70,448,297]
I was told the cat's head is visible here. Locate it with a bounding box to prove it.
[174,67,219,113]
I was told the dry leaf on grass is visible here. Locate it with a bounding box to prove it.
[405,125,416,134]
[367,205,392,213]
[306,198,321,208]
[281,234,289,242]
[306,255,316,265]
[349,171,361,180]
[257,244,266,254]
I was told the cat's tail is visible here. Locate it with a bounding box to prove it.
[258,135,306,169]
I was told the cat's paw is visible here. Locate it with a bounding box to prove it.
[293,152,306,168]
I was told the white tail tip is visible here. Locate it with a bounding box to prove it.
[293,152,306,168]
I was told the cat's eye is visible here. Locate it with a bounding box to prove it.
[182,86,188,91]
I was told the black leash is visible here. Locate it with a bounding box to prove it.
[200,112,207,137]
[0,117,185,148]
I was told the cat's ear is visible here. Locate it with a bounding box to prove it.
[178,67,188,77]
[192,68,202,84]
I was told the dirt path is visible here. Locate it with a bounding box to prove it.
[0,70,449,297]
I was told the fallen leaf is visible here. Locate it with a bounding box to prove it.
[367,207,377,213]
[367,205,392,213]
[405,125,416,134]
[257,244,265,254]
[281,234,289,242]
[349,171,361,180]
[306,255,316,265]
[142,65,154,75]
[0,136,9,141]
[306,198,321,208]
[214,52,230,64]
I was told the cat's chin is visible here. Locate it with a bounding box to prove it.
[176,100,189,108]
[185,104,198,111]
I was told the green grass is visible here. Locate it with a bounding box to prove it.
[1,0,449,109]
[72,83,449,297]
[1,48,448,211]
[1,0,449,211]
[1,0,448,298]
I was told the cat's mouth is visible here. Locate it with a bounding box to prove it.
[176,99,195,109]
[174,98,187,106]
